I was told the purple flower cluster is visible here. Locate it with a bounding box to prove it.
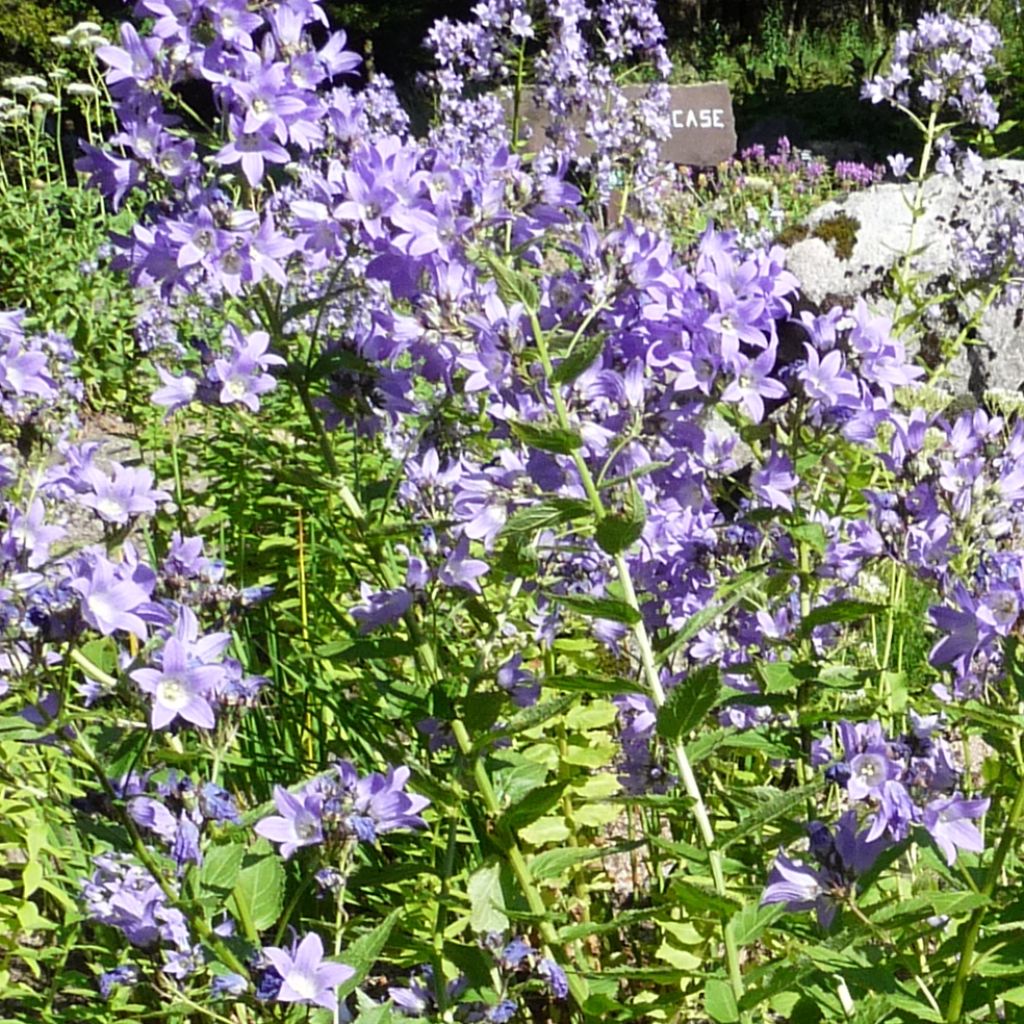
[387,934,568,1020]
[83,852,195,965]
[423,0,673,210]
[833,160,886,189]
[127,772,241,872]
[862,11,1001,130]
[0,310,80,427]
[254,761,429,858]
[763,714,988,926]
[952,186,1024,306]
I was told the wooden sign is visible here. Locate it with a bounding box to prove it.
[511,82,736,167]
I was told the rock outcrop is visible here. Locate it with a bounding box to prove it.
[783,158,1024,396]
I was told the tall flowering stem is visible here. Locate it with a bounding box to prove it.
[449,719,590,1009]
[945,741,1024,1022]
[526,309,746,1006]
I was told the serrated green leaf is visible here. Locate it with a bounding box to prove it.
[200,843,245,895]
[727,902,780,946]
[509,419,582,454]
[595,485,646,555]
[500,783,567,832]
[500,498,591,538]
[547,591,641,625]
[543,673,646,696]
[550,331,607,384]
[229,848,285,936]
[478,251,539,309]
[657,666,720,741]
[664,875,742,916]
[337,910,401,998]
[657,566,766,664]
[530,843,639,881]
[467,862,509,932]
[757,660,802,694]
[799,599,884,635]
[717,779,824,850]
[492,693,577,740]
[790,522,827,554]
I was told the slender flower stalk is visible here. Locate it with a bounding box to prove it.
[527,307,746,1006]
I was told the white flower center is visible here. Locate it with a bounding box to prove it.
[156,678,189,710]
[284,969,317,1000]
[96,496,125,521]
[294,811,319,841]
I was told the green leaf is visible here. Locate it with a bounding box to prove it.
[657,666,720,741]
[564,700,618,731]
[478,250,539,309]
[789,522,827,555]
[492,693,577,740]
[705,978,740,1023]
[757,660,802,695]
[467,861,509,932]
[727,902,781,946]
[500,783,568,832]
[200,843,245,895]
[657,566,767,663]
[509,419,583,454]
[664,875,742,917]
[518,815,571,844]
[500,498,591,538]
[547,591,641,625]
[494,761,549,807]
[798,599,884,636]
[550,331,607,384]
[530,842,640,881]
[572,803,619,827]
[337,910,400,998]
[314,637,416,661]
[228,848,285,936]
[595,485,646,555]
[544,673,646,696]
[717,779,824,850]
[351,992,397,1024]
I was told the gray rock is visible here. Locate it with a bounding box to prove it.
[783,158,1024,396]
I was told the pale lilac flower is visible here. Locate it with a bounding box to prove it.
[254,785,324,858]
[923,795,989,865]
[72,555,152,640]
[261,932,354,1012]
[439,536,489,594]
[887,153,913,178]
[131,636,221,729]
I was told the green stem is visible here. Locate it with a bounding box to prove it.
[449,719,588,1011]
[893,103,939,323]
[67,729,250,978]
[945,766,1024,1022]
[527,309,745,1006]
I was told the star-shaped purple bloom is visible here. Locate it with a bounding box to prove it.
[130,636,221,730]
[923,794,989,865]
[254,785,324,858]
[262,932,354,1012]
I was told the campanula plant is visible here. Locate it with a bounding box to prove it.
[1,3,1023,1024]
